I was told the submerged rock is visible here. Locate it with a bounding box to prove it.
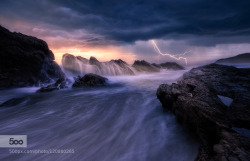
[0,25,64,87]
[72,73,108,87]
[132,60,160,72]
[157,63,250,161]
[37,78,71,92]
[0,97,29,107]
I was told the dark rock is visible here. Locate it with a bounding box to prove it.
[0,25,64,87]
[216,53,250,64]
[153,62,185,70]
[132,60,160,72]
[0,97,29,107]
[72,73,108,87]
[157,63,250,161]
[37,78,71,92]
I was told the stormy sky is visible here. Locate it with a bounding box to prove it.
[1,0,250,65]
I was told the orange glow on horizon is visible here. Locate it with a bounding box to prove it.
[0,19,137,65]
[51,46,137,65]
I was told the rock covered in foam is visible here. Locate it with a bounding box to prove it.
[0,25,64,87]
[62,54,88,75]
[72,73,108,87]
[132,60,160,72]
[62,54,135,76]
[108,59,135,75]
[89,56,101,66]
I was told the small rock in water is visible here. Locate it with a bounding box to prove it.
[37,78,70,92]
[72,73,108,87]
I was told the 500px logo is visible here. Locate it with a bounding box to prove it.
[9,138,24,145]
[0,135,27,148]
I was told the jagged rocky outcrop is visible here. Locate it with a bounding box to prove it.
[62,53,88,75]
[62,54,135,76]
[62,54,185,75]
[89,56,101,66]
[157,64,250,161]
[72,73,108,87]
[152,62,185,70]
[0,25,64,87]
[132,60,160,72]
[108,59,135,75]
[216,53,250,64]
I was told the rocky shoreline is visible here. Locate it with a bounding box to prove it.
[157,63,250,161]
[62,53,185,76]
[0,25,64,87]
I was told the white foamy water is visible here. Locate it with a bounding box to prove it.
[0,70,198,161]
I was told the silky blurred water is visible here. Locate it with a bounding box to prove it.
[0,70,198,161]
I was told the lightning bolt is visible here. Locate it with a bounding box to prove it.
[151,40,190,65]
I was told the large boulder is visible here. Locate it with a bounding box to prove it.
[72,73,108,87]
[157,63,250,161]
[132,60,160,72]
[0,25,64,87]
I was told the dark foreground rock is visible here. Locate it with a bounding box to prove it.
[216,53,250,64]
[132,60,160,72]
[157,64,250,161]
[0,25,64,87]
[72,73,108,87]
[37,78,71,92]
[152,62,185,70]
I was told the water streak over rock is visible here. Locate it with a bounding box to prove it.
[62,54,135,76]
[132,60,160,73]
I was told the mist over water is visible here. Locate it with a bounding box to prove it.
[0,70,198,161]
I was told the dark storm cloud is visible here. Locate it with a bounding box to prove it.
[1,0,250,46]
